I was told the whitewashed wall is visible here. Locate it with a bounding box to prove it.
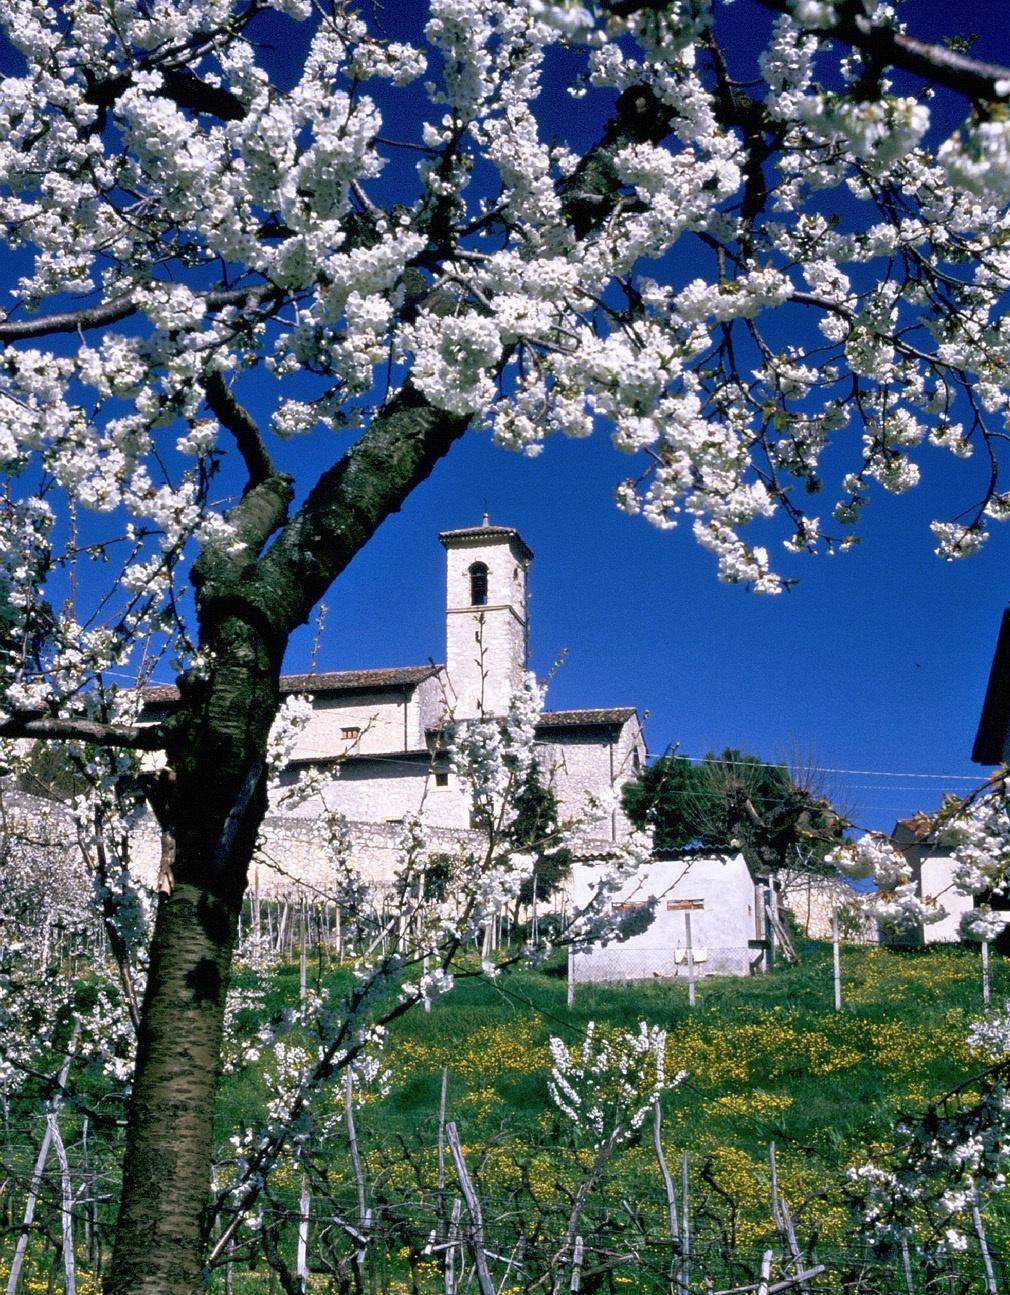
[571,853,758,982]
[920,855,975,944]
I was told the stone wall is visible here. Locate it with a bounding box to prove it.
[129,808,622,902]
[290,689,418,762]
[777,870,878,943]
[444,534,528,718]
[539,716,644,842]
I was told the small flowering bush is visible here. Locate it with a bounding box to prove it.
[549,1020,683,1147]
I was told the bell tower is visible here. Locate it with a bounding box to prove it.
[440,518,533,719]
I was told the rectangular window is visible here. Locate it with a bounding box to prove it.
[434,771,449,787]
[341,726,360,740]
[613,901,648,913]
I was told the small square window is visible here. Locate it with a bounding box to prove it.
[341,726,360,740]
[434,771,449,787]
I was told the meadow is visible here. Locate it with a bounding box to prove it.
[212,940,1010,1289]
[5,941,1007,1294]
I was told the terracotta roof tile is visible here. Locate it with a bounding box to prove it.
[536,708,637,729]
[140,665,442,707]
[438,524,533,562]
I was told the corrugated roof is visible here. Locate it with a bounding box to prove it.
[536,708,637,729]
[973,607,1010,765]
[141,665,442,706]
[438,524,533,563]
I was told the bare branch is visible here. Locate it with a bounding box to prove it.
[204,372,274,492]
[0,712,167,749]
[0,284,277,344]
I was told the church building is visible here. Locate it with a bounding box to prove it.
[142,520,646,845]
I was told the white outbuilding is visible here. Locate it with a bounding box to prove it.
[571,850,763,983]
[880,819,974,946]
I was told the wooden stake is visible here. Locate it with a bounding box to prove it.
[681,1151,691,1294]
[652,1101,680,1294]
[972,1192,998,1295]
[6,1026,78,1295]
[832,911,842,1013]
[983,939,991,1009]
[438,1067,448,1241]
[445,1198,462,1295]
[778,1196,809,1294]
[446,1122,495,1295]
[570,1236,584,1293]
[345,1070,367,1235]
[900,1240,914,1295]
[567,946,574,1010]
[756,1251,773,1295]
[685,913,696,1008]
[48,1114,76,1295]
[296,1174,310,1292]
[769,1142,781,1229]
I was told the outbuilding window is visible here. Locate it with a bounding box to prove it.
[469,561,488,606]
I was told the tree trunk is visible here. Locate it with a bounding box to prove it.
[104,384,472,1293]
[106,882,239,1295]
[108,607,279,1295]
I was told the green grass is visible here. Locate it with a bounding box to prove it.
[220,940,1006,1249]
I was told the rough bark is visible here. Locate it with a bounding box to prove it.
[108,604,284,1294]
[106,398,466,1293]
[107,883,238,1295]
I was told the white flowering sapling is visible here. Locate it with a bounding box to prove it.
[3,2,1010,1290]
[833,788,1010,940]
[828,832,949,933]
[549,1021,681,1149]
[547,1021,683,1287]
[836,786,1010,1256]
[851,1059,1010,1261]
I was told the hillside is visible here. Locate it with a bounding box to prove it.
[216,941,1009,1288]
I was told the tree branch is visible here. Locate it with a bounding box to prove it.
[254,382,470,635]
[84,67,247,122]
[250,80,684,634]
[204,372,274,492]
[559,85,674,238]
[0,713,167,749]
[751,0,1010,102]
[0,284,277,343]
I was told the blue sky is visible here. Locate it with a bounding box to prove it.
[282,393,1008,836]
[272,0,1010,834]
[7,0,1010,834]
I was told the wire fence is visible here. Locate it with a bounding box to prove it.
[572,943,762,982]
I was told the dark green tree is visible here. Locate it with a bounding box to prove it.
[508,762,571,914]
[622,747,844,876]
[620,747,700,852]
